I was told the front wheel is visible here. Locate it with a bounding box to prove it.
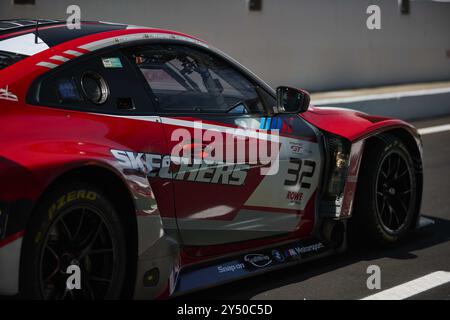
[21,182,127,299]
[352,135,418,245]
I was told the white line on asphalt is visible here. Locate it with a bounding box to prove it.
[361,271,450,300]
[313,87,450,105]
[418,124,450,135]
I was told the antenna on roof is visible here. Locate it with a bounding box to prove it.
[34,19,39,44]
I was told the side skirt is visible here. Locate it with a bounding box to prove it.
[172,237,343,297]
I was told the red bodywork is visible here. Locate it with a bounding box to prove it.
[0,21,422,298]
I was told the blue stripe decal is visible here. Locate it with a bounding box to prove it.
[271,117,278,129]
[266,117,271,129]
[260,117,266,129]
[260,117,283,130]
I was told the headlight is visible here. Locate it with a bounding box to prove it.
[320,132,351,216]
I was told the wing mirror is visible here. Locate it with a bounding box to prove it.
[276,86,310,114]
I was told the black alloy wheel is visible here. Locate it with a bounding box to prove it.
[21,182,127,300]
[375,150,414,234]
[352,134,418,245]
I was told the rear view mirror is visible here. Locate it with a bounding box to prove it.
[276,86,310,114]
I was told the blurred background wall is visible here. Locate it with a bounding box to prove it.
[1,0,449,92]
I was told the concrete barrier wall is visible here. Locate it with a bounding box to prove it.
[1,0,450,92]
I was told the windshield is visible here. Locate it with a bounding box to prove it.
[0,50,27,71]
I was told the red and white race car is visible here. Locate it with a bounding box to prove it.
[0,20,423,299]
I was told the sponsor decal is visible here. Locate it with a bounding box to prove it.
[244,254,272,268]
[111,149,250,186]
[102,57,123,68]
[260,117,293,134]
[286,191,303,202]
[217,262,245,274]
[284,242,325,259]
[0,86,18,102]
[289,141,312,155]
[271,250,285,262]
[300,242,325,254]
[47,190,97,220]
[176,239,328,294]
[170,120,280,176]
[284,247,301,259]
[290,143,303,154]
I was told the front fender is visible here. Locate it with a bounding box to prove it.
[301,106,421,145]
[302,106,423,224]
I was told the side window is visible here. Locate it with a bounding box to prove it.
[129,45,266,114]
[36,50,152,113]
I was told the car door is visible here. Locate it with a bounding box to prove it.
[128,43,323,253]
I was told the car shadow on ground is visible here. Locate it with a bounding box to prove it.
[1,216,448,300]
[180,215,450,300]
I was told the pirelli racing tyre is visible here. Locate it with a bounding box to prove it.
[21,182,127,299]
[352,135,417,246]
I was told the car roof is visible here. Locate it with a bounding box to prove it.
[0,20,274,107]
[0,19,209,82]
[0,19,210,58]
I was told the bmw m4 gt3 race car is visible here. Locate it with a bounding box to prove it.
[0,20,423,299]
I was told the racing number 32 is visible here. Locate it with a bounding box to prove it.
[284,158,316,188]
